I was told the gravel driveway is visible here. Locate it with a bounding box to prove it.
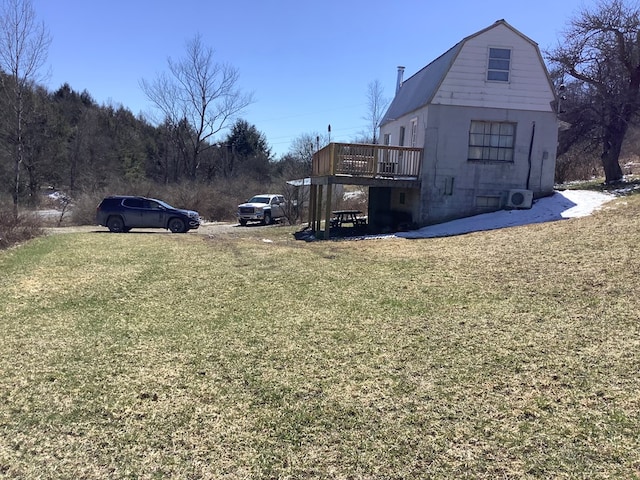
[45,222,242,236]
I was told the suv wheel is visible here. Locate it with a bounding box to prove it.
[107,216,125,233]
[239,219,247,226]
[262,212,272,225]
[168,218,186,233]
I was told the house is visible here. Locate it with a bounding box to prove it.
[309,20,558,238]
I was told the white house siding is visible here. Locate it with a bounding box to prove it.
[380,110,429,160]
[432,24,555,112]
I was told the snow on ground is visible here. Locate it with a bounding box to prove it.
[395,190,616,239]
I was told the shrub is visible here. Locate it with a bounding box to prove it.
[70,192,102,226]
[555,147,602,184]
[0,209,44,250]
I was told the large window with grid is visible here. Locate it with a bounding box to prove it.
[468,121,516,162]
[487,47,511,82]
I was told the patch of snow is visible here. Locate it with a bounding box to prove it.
[395,190,615,239]
[343,190,364,201]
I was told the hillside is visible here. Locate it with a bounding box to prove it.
[0,192,639,478]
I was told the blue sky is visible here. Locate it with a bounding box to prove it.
[31,0,584,158]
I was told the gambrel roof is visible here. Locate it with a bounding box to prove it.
[380,19,547,127]
[381,44,462,126]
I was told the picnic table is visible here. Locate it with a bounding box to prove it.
[331,210,367,228]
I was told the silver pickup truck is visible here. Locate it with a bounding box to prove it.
[237,194,286,226]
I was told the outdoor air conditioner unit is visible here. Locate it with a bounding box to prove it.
[506,189,533,209]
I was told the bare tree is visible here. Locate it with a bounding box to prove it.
[362,79,390,144]
[547,0,640,183]
[0,0,50,214]
[140,34,253,181]
[288,131,328,167]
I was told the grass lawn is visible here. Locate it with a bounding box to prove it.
[1,194,639,479]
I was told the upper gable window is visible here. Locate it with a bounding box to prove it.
[487,48,511,82]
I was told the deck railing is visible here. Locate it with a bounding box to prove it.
[312,143,422,178]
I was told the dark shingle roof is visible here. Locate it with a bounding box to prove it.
[380,42,462,126]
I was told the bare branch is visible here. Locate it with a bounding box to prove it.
[546,0,640,183]
[0,0,51,213]
[362,80,390,144]
[0,0,50,85]
[140,33,254,179]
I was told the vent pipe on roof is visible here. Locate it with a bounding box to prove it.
[396,66,405,94]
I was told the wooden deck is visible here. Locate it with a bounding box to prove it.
[312,143,422,179]
[308,143,423,239]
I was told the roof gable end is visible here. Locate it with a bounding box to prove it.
[381,20,552,126]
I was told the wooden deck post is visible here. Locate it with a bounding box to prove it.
[315,184,323,232]
[324,183,333,240]
[308,184,317,228]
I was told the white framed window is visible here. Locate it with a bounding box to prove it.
[410,118,418,147]
[382,133,391,162]
[487,47,511,82]
[468,121,516,162]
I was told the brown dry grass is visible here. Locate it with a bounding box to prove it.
[0,194,639,479]
[0,210,44,250]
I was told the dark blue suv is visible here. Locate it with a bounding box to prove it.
[96,196,200,233]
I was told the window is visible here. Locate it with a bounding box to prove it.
[487,47,511,82]
[399,126,405,146]
[123,198,144,208]
[382,133,391,162]
[410,118,418,147]
[468,121,516,162]
[476,196,501,208]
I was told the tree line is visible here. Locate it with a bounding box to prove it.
[0,76,308,200]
